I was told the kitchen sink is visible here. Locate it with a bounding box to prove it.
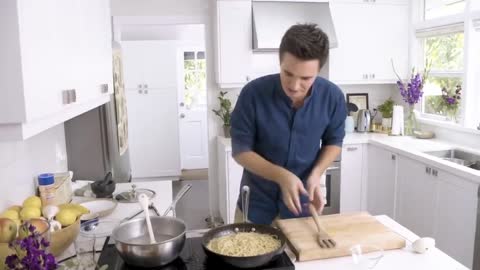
[424,149,480,171]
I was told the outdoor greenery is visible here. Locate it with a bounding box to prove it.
[423,32,463,119]
[184,57,206,109]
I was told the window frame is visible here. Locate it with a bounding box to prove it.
[412,0,480,131]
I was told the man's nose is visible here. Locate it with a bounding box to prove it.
[289,79,302,91]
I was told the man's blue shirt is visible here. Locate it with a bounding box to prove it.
[230,74,347,224]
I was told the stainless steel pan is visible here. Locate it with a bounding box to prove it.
[111,184,191,267]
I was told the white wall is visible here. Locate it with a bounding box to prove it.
[111,0,209,17]
[0,124,68,210]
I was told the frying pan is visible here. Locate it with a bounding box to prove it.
[202,186,288,268]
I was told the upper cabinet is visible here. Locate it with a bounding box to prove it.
[329,0,409,84]
[214,0,253,89]
[0,0,113,141]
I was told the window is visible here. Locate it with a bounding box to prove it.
[422,32,464,121]
[183,51,207,109]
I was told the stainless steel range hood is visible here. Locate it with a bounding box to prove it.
[252,1,338,52]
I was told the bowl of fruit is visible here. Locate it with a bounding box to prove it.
[0,195,90,262]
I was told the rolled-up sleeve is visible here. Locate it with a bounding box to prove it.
[230,85,256,157]
[322,89,347,147]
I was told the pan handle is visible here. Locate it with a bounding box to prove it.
[241,186,250,223]
[163,184,192,217]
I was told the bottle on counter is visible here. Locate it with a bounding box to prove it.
[38,173,56,206]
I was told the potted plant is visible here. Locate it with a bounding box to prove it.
[377,98,394,130]
[212,91,232,138]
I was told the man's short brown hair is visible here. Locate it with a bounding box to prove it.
[279,23,329,69]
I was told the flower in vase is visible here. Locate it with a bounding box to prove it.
[441,85,461,121]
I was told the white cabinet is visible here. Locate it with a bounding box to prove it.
[396,155,478,269]
[126,89,181,179]
[122,41,178,90]
[214,0,252,89]
[340,144,366,212]
[217,137,243,224]
[329,1,409,84]
[0,0,112,141]
[367,145,397,217]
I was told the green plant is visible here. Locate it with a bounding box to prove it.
[212,91,232,126]
[377,98,394,118]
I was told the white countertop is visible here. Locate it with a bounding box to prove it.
[218,133,480,184]
[344,132,480,183]
[295,215,468,270]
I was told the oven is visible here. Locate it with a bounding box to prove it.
[322,159,341,215]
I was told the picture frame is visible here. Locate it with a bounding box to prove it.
[346,93,369,111]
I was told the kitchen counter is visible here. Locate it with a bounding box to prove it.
[344,132,480,183]
[60,211,468,269]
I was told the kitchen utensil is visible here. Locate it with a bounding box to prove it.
[347,102,359,114]
[138,193,156,244]
[201,185,287,268]
[79,199,118,221]
[114,184,156,203]
[413,130,435,139]
[275,212,405,261]
[163,184,192,217]
[357,109,371,132]
[350,244,384,269]
[308,203,336,248]
[91,172,116,198]
[345,116,355,133]
[111,183,192,267]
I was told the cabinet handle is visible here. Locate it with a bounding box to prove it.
[346,147,358,151]
[62,90,70,105]
[179,102,185,107]
[144,89,148,94]
[138,89,143,94]
[138,84,142,88]
[246,76,250,82]
[432,169,438,177]
[180,113,185,119]
[391,154,396,160]
[372,73,376,79]
[70,89,76,103]
[363,74,368,79]
[144,84,148,88]
[426,167,431,175]
[100,84,109,94]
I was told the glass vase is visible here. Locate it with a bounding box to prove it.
[404,106,417,136]
[446,107,458,123]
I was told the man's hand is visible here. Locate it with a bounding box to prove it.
[277,171,308,216]
[307,173,326,214]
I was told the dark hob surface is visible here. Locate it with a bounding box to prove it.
[98,236,295,270]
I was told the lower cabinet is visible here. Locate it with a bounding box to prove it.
[340,144,366,212]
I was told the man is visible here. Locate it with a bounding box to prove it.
[230,23,347,225]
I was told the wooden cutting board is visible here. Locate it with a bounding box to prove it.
[275,212,406,261]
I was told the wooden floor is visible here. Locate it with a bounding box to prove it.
[180,168,208,181]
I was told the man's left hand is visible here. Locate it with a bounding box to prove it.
[306,173,326,214]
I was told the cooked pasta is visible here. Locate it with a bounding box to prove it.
[206,232,281,257]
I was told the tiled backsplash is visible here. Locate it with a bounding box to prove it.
[0,124,67,210]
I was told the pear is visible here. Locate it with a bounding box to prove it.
[0,218,17,243]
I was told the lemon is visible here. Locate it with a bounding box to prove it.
[7,205,22,213]
[22,196,42,209]
[1,210,19,221]
[56,210,77,227]
[19,207,41,221]
[70,204,90,217]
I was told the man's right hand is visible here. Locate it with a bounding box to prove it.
[276,170,308,216]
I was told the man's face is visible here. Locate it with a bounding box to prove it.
[280,52,320,104]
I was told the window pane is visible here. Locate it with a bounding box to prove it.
[424,0,465,20]
[184,51,195,60]
[197,51,205,59]
[423,76,462,120]
[425,32,464,71]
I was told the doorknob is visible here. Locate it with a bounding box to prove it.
[180,113,185,118]
[179,102,185,107]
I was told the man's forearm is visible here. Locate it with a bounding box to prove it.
[310,145,342,178]
[233,151,289,184]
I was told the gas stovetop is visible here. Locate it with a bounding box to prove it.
[97,236,295,270]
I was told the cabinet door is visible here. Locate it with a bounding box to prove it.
[329,2,408,83]
[122,42,146,90]
[367,145,397,217]
[215,1,252,88]
[126,90,181,178]
[141,42,179,89]
[340,144,364,212]
[227,152,243,223]
[434,170,478,269]
[396,156,437,237]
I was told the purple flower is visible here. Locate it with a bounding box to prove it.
[397,73,424,105]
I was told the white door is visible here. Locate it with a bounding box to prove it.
[126,89,181,178]
[177,49,209,169]
[396,156,437,237]
[340,144,364,212]
[367,145,397,218]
